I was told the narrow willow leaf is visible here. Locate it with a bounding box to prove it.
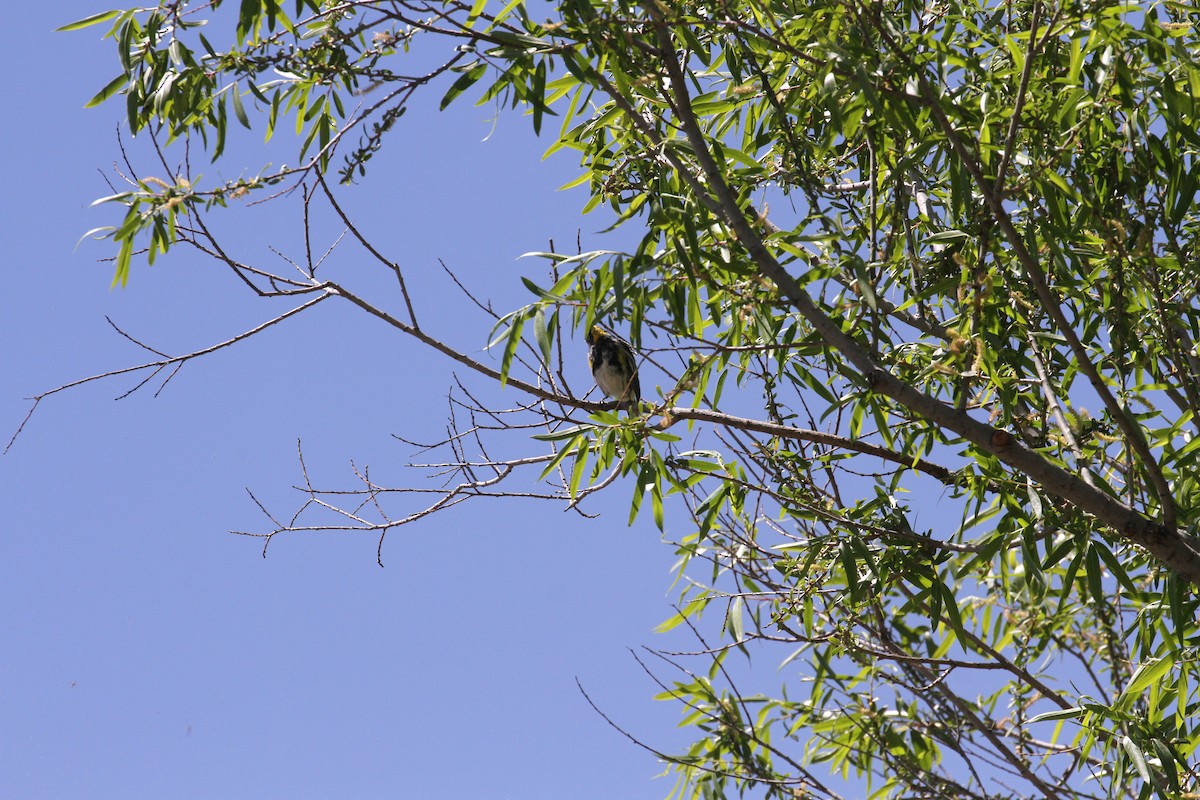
[231,84,251,128]
[653,596,709,634]
[440,62,486,111]
[85,74,128,108]
[56,9,122,31]
[1120,657,1173,704]
[1028,707,1084,724]
[1120,735,1151,783]
[727,596,745,641]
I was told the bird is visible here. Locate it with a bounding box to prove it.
[586,324,640,407]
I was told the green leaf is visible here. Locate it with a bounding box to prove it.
[85,74,128,108]
[498,315,524,388]
[89,192,136,207]
[1028,707,1084,724]
[466,0,488,26]
[629,461,653,525]
[1120,657,1173,704]
[487,30,548,51]
[531,59,547,135]
[111,238,134,288]
[536,433,584,481]
[533,307,554,366]
[650,476,663,531]
[231,84,251,129]
[490,0,525,26]
[237,0,261,40]
[1120,735,1151,783]
[74,226,116,249]
[839,541,860,601]
[440,62,486,111]
[654,596,709,634]
[1027,479,1043,520]
[56,9,122,31]
[925,230,969,247]
[1089,540,1138,594]
[569,439,590,497]
[727,596,745,641]
[532,425,591,443]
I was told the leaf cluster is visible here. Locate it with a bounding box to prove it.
[61,0,1200,797]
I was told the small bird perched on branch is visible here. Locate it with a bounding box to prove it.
[586,324,640,407]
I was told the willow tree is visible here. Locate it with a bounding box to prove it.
[49,0,1200,797]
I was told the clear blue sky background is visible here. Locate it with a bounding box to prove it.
[1,4,705,797]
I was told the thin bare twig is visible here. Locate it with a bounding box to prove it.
[6,294,332,453]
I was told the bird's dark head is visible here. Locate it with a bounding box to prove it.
[585,324,609,347]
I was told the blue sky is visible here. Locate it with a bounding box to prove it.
[1,4,705,797]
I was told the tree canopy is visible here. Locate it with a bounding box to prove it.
[52,0,1200,797]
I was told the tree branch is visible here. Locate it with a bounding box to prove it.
[866,3,1178,531]
[6,294,332,453]
[640,4,1200,584]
